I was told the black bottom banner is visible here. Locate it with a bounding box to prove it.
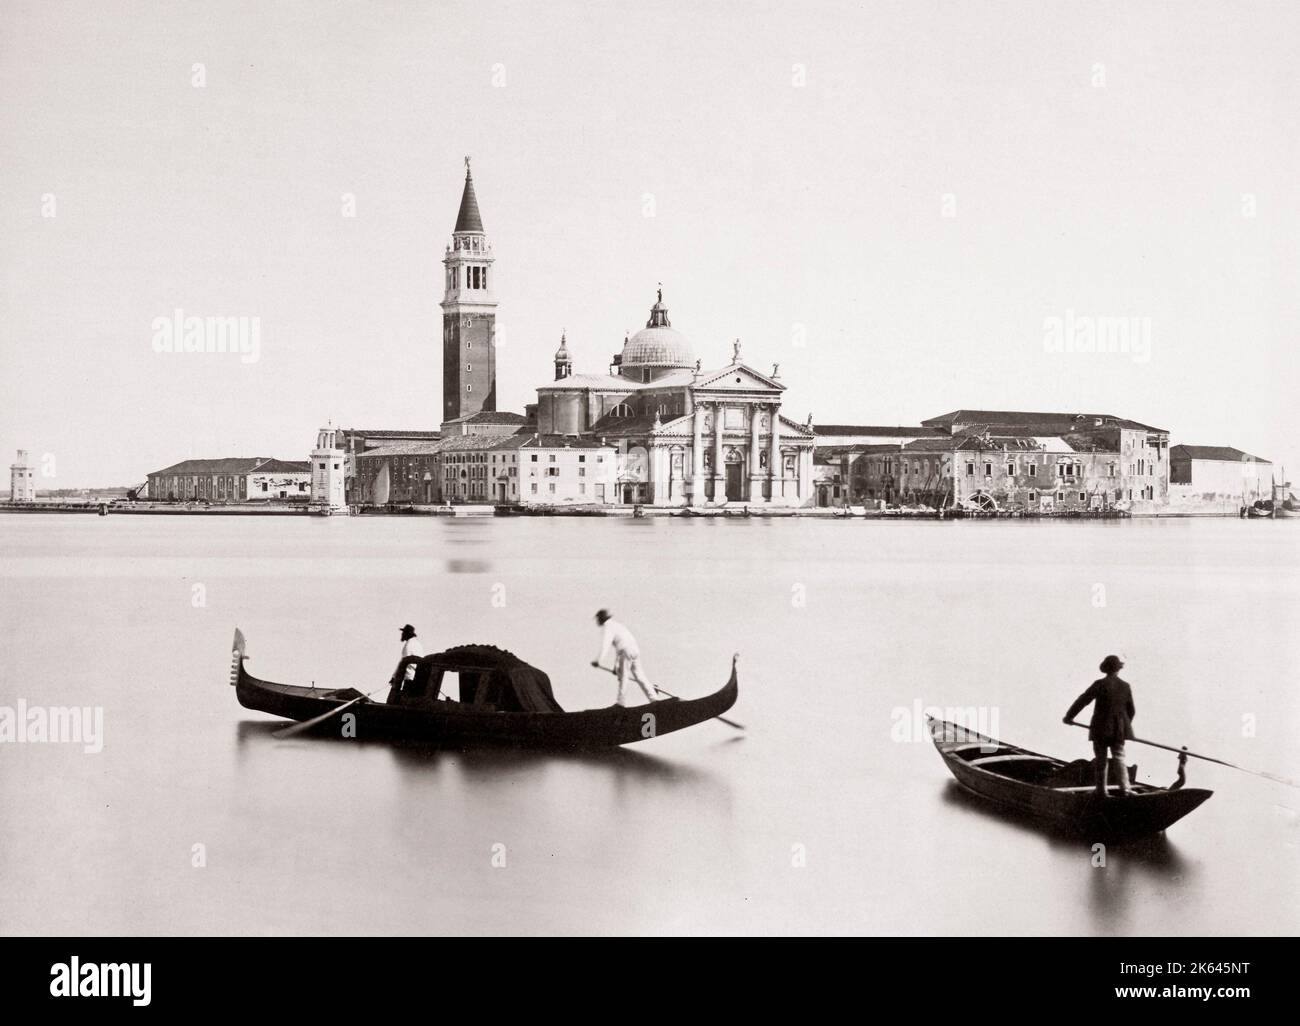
[0,936,1289,1017]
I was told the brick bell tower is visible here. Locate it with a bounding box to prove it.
[440,158,497,423]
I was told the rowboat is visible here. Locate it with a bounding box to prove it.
[927,716,1212,839]
[230,628,738,748]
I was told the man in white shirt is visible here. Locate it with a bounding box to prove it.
[591,609,658,707]
[388,624,425,703]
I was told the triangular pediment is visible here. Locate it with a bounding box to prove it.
[694,363,785,392]
[778,414,815,437]
[648,412,695,437]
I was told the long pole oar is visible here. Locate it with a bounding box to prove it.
[274,685,389,739]
[1066,721,1300,789]
[595,666,745,731]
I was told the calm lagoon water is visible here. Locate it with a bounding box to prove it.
[1,513,1297,935]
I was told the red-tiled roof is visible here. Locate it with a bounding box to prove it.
[253,459,310,473]
[1171,444,1270,464]
[493,434,614,450]
[922,409,1168,433]
[149,457,308,476]
[814,425,944,437]
[341,429,441,438]
[443,410,528,425]
[817,443,906,457]
[356,441,445,458]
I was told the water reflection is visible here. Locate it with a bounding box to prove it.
[235,718,731,812]
[445,559,491,573]
[939,781,1194,928]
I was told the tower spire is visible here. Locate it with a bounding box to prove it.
[454,157,484,233]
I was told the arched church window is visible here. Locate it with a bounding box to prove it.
[611,404,632,418]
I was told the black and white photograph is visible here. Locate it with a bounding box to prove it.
[0,0,1296,1011]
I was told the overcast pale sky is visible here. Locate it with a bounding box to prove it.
[1,0,1297,487]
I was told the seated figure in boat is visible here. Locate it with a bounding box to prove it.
[387,624,425,704]
[591,609,658,707]
[1063,654,1136,798]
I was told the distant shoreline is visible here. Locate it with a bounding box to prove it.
[0,501,1261,520]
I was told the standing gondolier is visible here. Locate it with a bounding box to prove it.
[1064,654,1136,798]
[387,624,425,704]
[591,609,658,707]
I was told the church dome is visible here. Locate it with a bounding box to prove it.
[621,290,694,369]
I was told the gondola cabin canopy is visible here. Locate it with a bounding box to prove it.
[412,645,564,713]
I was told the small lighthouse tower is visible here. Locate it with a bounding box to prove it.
[310,427,347,514]
[9,450,35,502]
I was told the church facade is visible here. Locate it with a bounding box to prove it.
[534,291,815,507]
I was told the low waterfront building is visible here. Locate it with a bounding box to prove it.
[843,410,1171,513]
[147,457,311,502]
[1168,444,1273,515]
[354,432,617,507]
[435,434,502,503]
[810,426,946,507]
[9,450,36,502]
[336,428,443,506]
[353,440,444,505]
[489,434,616,505]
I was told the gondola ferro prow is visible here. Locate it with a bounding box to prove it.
[229,627,248,686]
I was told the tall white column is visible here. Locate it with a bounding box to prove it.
[712,402,725,502]
[768,405,781,501]
[747,404,762,501]
[691,406,705,504]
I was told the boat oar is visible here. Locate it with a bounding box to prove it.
[273,685,388,739]
[1066,721,1300,789]
[594,665,745,730]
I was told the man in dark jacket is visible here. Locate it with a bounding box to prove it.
[1064,655,1136,798]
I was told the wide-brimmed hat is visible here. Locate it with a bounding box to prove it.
[400,624,416,638]
[1099,654,1124,673]
[594,609,611,624]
